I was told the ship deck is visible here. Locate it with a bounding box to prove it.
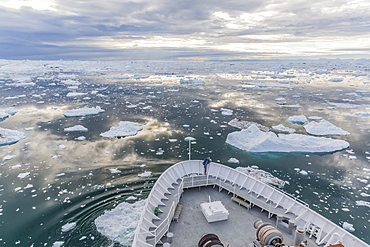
[160,185,318,247]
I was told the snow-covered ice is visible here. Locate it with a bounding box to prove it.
[180,78,205,85]
[287,115,308,124]
[228,118,269,131]
[342,222,355,232]
[0,127,26,146]
[95,200,146,245]
[64,125,88,132]
[100,121,143,138]
[272,124,296,133]
[226,124,349,153]
[228,158,240,164]
[61,222,76,232]
[304,120,350,136]
[138,171,152,177]
[63,106,105,117]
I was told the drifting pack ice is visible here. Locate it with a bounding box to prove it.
[226,124,349,153]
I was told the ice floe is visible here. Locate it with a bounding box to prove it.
[287,115,308,124]
[228,118,269,131]
[95,200,146,245]
[342,222,355,232]
[138,171,152,177]
[228,157,240,164]
[179,78,205,85]
[0,128,26,146]
[63,106,105,117]
[100,121,143,138]
[64,125,88,132]
[226,124,349,153]
[61,222,76,232]
[304,120,350,136]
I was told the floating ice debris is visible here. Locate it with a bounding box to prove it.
[180,78,205,85]
[75,136,86,141]
[236,166,286,188]
[24,127,34,131]
[52,241,64,247]
[126,196,137,200]
[58,144,66,149]
[272,124,296,133]
[228,158,240,164]
[356,201,370,207]
[287,115,308,124]
[308,116,323,120]
[226,124,349,153]
[299,170,308,176]
[304,120,349,136]
[24,184,33,189]
[100,121,143,138]
[228,118,269,132]
[360,193,370,197]
[64,125,88,132]
[348,155,357,160]
[95,200,146,245]
[0,128,26,146]
[240,81,292,88]
[140,164,146,168]
[17,172,30,179]
[109,168,121,174]
[329,78,343,82]
[63,106,105,117]
[61,222,76,232]
[2,155,16,161]
[342,222,355,232]
[66,92,88,97]
[138,171,152,177]
[168,139,177,142]
[342,208,350,212]
[220,108,233,116]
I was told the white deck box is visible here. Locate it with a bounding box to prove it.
[200,201,229,223]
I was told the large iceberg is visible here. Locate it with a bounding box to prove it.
[100,121,143,138]
[63,106,105,117]
[0,128,26,146]
[304,120,350,136]
[226,124,349,153]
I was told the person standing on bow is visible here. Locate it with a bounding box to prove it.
[203,157,211,175]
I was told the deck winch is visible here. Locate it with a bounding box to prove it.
[253,220,308,247]
[198,233,224,247]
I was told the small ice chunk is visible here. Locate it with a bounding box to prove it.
[126,196,137,200]
[61,222,76,232]
[168,139,177,142]
[100,121,143,138]
[299,170,308,176]
[75,136,86,141]
[287,115,308,124]
[109,168,121,174]
[52,241,64,247]
[138,171,152,177]
[58,144,66,149]
[63,106,105,117]
[228,158,240,164]
[17,172,30,179]
[342,222,355,232]
[3,155,16,161]
[64,125,88,132]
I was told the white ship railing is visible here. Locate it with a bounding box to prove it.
[133,160,369,247]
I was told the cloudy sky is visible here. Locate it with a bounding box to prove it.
[0,0,370,61]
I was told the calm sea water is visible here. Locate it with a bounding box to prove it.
[0,60,369,246]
